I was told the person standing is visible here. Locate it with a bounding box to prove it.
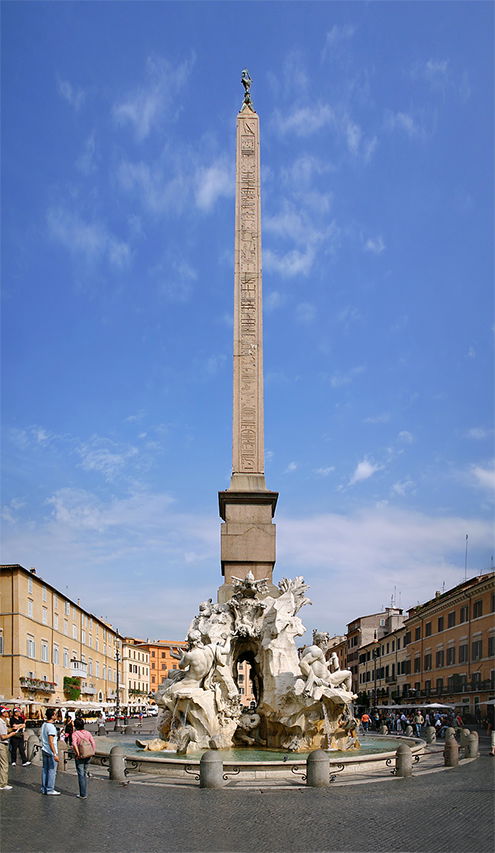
[71,717,96,799]
[0,707,25,790]
[40,708,60,795]
[9,708,30,766]
[360,712,370,732]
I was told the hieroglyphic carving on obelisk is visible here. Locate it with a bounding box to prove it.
[231,72,265,489]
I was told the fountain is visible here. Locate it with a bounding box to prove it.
[136,573,359,756]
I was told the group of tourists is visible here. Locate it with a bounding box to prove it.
[0,706,96,798]
[360,708,464,737]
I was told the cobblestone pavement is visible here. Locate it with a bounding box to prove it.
[2,742,493,853]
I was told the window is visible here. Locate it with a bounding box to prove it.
[447,647,455,665]
[151,650,155,657]
[162,663,167,670]
[27,599,33,618]
[54,613,59,630]
[473,600,483,619]
[27,636,36,658]
[88,660,93,676]
[403,632,411,646]
[459,605,468,623]
[42,585,47,601]
[425,679,431,694]
[103,665,106,679]
[414,657,421,673]
[379,619,385,627]
[63,648,69,668]
[64,620,68,636]
[41,641,49,662]
[425,622,432,637]
[81,630,86,645]
[472,640,482,661]
[488,636,495,657]
[447,611,456,628]
[436,650,445,667]
[42,606,48,625]
[95,661,100,677]
[95,639,99,652]
[491,592,495,613]
[0,633,3,655]
[28,577,33,594]
[459,644,468,663]
[53,644,59,664]
[65,601,70,616]
[53,594,58,610]
[424,654,432,671]
[436,677,443,692]
[437,616,444,632]
[72,625,78,640]
[397,638,401,650]
[415,626,421,641]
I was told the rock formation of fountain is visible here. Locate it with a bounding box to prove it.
[144,573,358,754]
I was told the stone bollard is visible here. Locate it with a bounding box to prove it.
[424,726,436,744]
[379,725,388,735]
[395,743,413,777]
[124,724,134,735]
[199,751,225,789]
[443,727,456,742]
[405,725,414,738]
[109,745,126,782]
[465,731,479,758]
[459,728,471,755]
[26,730,41,764]
[97,723,107,737]
[58,740,69,771]
[114,719,124,734]
[306,749,330,787]
[444,736,459,767]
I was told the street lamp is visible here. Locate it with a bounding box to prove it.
[114,636,122,732]
[372,643,380,711]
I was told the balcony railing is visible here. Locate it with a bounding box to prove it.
[70,660,87,678]
[20,676,56,693]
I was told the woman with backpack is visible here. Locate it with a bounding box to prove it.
[71,717,96,799]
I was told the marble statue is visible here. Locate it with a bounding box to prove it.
[149,575,359,754]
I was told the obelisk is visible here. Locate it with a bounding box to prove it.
[218,71,278,603]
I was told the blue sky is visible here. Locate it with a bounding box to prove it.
[2,1,494,642]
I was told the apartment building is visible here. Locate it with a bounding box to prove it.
[0,564,121,708]
[145,639,188,696]
[121,638,150,706]
[347,608,405,693]
[403,572,495,716]
[357,623,408,706]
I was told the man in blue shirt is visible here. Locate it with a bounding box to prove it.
[40,708,60,795]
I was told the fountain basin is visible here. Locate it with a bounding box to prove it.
[93,734,425,782]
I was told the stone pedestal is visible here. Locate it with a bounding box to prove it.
[218,488,278,602]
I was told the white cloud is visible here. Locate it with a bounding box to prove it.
[57,77,85,110]
[284,461,299,474]
[329,365,365,388]
[466,427,491,440]
[411,59,450,92]
[466,346,476,359]
[349,458,383,486]
[117,159,190,217]
[392,479,415,497]
[397,430,414,444]
[113,54,194,141]
[195,159,233,211]
[264,290,285,313]
[314,466,335,477]
[264,246,316,278]
[274,104,334,137]
[76,132,97,175]
[323,24,355,55]
[364,413,390,424]
[77,437,139,481]
[364,235,385,255]
[470,462,495,492]
[385,110,424,139]
[47,207,130,270]
[295,302,316,324]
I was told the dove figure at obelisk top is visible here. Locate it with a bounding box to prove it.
[218,71,279,603]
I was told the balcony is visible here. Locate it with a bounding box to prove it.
[20,676,56,693]
[81,684,97,695]
[70,659,87,678]
[385,676,397,684]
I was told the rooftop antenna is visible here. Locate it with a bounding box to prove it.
[464,533,468,581]
[442,580,445,593]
